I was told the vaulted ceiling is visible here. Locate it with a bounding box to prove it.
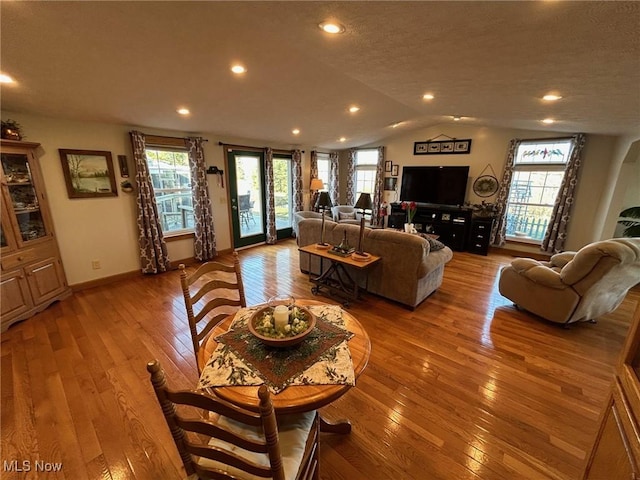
[1,1,639,149]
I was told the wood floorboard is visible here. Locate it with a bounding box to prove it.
[1,237,637,479]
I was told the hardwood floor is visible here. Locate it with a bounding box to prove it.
[1,238,637,480]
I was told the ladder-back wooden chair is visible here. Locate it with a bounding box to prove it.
[179,252,247,373]
[147,360,320,480]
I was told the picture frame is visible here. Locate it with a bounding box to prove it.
[59,149,118,198]
[117,154,129,178]
[384,160,392,172]
[383,177,397,191]
[391,164,399,176]
[414,138,472,155]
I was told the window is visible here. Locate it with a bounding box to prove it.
[273,155,293,230]
[355,149,378,195]
[505,139,574,244]
[316,153,330,190]
[145,147,194,235]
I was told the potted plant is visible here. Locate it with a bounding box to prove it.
[618,206,640,237]
[1,119,23,140]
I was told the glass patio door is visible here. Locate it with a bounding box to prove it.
[227,150,266,248]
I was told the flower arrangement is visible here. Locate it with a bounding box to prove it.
[401,201,417,224]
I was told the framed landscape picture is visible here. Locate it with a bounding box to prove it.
[59,149,118,198]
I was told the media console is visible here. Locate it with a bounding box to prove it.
[388,203,473,251]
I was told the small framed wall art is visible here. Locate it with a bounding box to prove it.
[59,149,118,198]
[384,177,397,191]
[391,164,399,176]
[384,160,392,172]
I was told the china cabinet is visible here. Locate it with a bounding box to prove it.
[1,139,70,331]
[584,300,640,478]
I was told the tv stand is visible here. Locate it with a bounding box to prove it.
[389,203,473,251]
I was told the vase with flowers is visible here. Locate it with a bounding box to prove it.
[401,201,417,233]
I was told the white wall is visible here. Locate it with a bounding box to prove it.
[351,123,620,251]
[1,111,313,286]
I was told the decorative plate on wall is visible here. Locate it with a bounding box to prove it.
[473,175,499,197]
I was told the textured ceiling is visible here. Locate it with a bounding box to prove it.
[1,1,639,149]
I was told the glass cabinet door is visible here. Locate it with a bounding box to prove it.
[1,151,48,243]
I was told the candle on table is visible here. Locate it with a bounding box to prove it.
[273,305,289,332]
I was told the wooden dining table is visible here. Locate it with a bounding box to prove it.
[198,299,371,433]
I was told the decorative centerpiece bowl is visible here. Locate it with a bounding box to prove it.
[248,303,317,348]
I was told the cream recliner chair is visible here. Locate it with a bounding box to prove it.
[499,238,640,325]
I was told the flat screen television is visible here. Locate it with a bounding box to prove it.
[400,166,469,206]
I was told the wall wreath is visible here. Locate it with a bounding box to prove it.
[473,164,499,197]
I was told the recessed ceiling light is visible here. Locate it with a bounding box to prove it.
[319,21,345,34]
[338,137,346,142]
[177,108,190,115]
[349,106,360,113]
[452,116,462,121]
[292,129,300,135]
[542,94,562,101]
[391,122,403,128]
[542,118,555,124]
[422,94,435,100]
[231,65,246,74]
[0,73,15,83]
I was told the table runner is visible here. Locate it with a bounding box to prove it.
[198,304,355,394]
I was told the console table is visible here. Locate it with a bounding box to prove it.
[298,244,380,306]
[389,203,473,251]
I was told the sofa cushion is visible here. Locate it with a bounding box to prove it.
[419,234,446,252]
[339,212,356,220]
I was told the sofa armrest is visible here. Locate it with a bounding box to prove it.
[549,251,576,268]
[509,258,567,289]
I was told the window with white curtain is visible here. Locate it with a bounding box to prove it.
[505,138,573,244]
[355,149,378,195]
[145,147,194,235]
[316,153,330,190]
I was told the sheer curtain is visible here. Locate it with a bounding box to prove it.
[329,152,340,206]
[371,146,385,225]
[345,148,356,205]
[292,149,303,213]
[490,139,520,247]
[185,137,216,261]
[264,147,277,244]
[542,133,586,253]
[130,131,171,273]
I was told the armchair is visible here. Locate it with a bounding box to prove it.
[331,205,362,225]
[499,238,640,325]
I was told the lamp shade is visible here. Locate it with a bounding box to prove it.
[354,192,372,211]
[315,191,333,210]
[309,178,324,191]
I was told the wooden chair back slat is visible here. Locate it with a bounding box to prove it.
[147,360,290,480]
[179,252,246,374]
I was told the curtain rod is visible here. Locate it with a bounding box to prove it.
[516,135,578,143]
[218,142,305,154]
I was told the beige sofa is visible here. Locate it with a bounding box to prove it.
[499,238,640,325]
[296,217,453,308]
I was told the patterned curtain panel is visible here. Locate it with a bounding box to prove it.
[371,146,385,225]
[490,139,521,247]
[541,133,586,253]
[292,149,303,213]
[310,150,318,180]
[329,152,340,206]
[264,147,277,244]
[186,137,216,261]
[345,148,356,205]
[129,131,171,273]
[310,150,319,211]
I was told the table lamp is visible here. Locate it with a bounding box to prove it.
[354,192,372,254]
[310,178,324,212]
[315,191,333,246]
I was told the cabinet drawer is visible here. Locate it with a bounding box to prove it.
[1,241,57,271]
